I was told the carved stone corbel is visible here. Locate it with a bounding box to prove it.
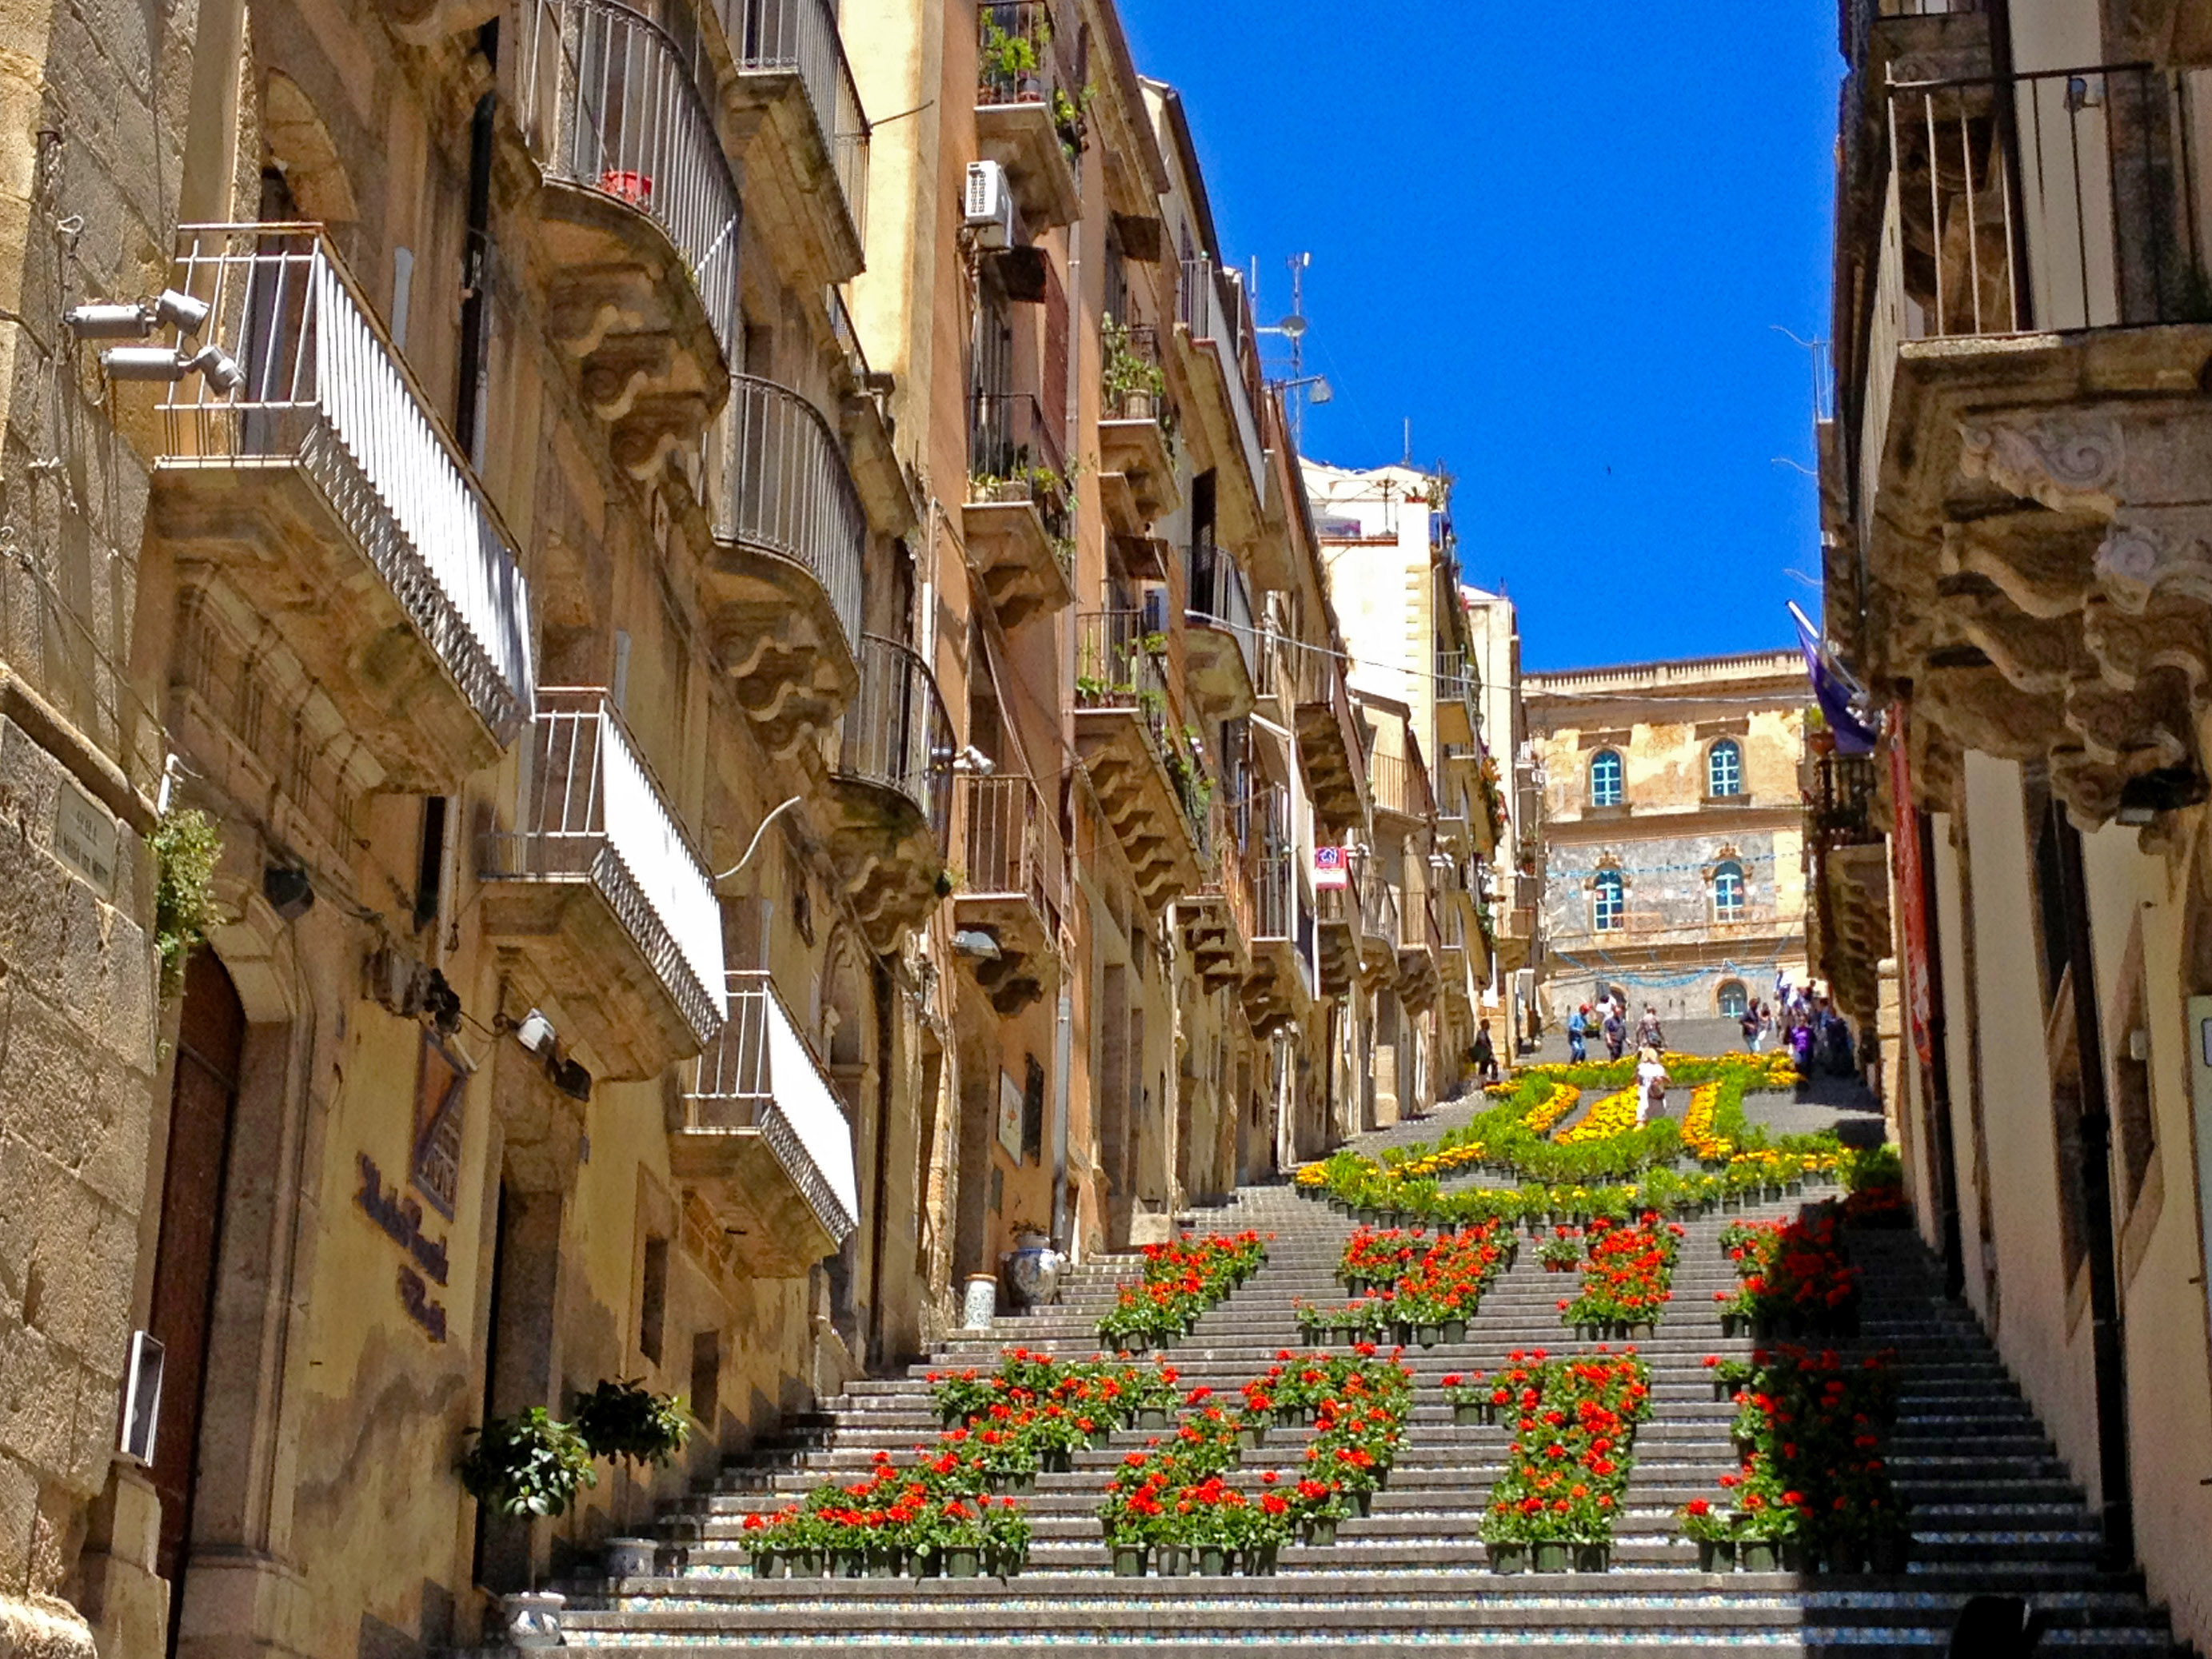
[1958,416,2122,516]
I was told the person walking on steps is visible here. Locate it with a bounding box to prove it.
[1567,1003,1590,1063]
[1635,1043,1671,1126]
[1635,1003,1666,1053]
[1471,1022,1499,1085]
[1602,1005,1627,1062]
[1739,999,1763,1053]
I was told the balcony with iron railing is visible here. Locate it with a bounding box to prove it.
[718,0,870,285]
[1433,648,1480,746]
[705,376,867,752]
[1811,751,1886,847]
[1074,610,1204,914]
[1184,546,1258,718]
[1297,656,1371,833]
[672,969,860,1272]
[479,689,727,1079]
[1855,63,2212,543]
[1239,846,1314,1029]
[1314,866,1364,995]
[1099,321,1180,526]
[1176,255,1266,542]
[153,225,535,792]
[1369,748,1432,822]
[973,0,1081,226]
[1181,814,1255,991]
[954,772,1066,1013]
[516,0,742,475]
[965,391,1076,628]
[1357,865,1402,988]
[822,635,954,945]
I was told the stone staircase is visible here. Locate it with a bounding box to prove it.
[537,1107,2179,1655]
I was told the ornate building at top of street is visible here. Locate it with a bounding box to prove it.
[0,0,1531,1653]
[1527,651,1810,1028]
[1814,0,2212,1649]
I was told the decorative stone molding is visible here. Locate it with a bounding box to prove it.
[1958,417,2122,515]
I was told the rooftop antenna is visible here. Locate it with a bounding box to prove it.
[1402,418,1412,467]
[1260,253,1318,449]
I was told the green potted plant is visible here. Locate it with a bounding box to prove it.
[572,1378,689,1467]
[457,1407,598,1643]
[1680,1497,1734,1571]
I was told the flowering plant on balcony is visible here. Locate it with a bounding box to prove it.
[569,1377,689,1468]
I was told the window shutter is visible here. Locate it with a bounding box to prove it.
[1042,256,1069,457]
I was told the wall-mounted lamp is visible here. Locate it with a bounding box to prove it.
[262,863,315,921]
[64,289,210,341]
[952,929,1002,961]
[951,746,996,776]
[514,1008,557,1056]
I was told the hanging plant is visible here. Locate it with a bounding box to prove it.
[457,1408,598,1518]
[151,808,222,999]
[572,1378,691,1469]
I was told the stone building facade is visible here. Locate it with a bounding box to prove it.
[1526,651,1809,1028]
[0,0,1429,1653]
[1818,0,2212,1646]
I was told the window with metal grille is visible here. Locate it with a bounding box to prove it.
[1593,869,1625,931]
[1590,749,1623,808]
[1713,859,1747,919]
[1708,740,1743,798]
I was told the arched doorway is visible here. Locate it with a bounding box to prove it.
[148,951,246,1645]
[1717,979,1750,1019]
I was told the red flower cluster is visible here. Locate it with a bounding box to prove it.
[1557,1214,1683,1330]
[1715,1213,1860,1334]
[1480,1349,1651,1545]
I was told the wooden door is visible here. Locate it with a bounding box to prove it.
[147,951,245,1605]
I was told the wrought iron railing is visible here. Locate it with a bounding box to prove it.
[715,376,864,658]
[1370,750,1428,819]
[837,636,952,847]
[1252,852,1296,941]
[517,0,743,361]
[727,0,869,255]
[480,688,726,1045]
[1316,877,1362,933]
[1188,546,1257,686]
[969,391,1072,541]
[1878,63,2206,343]
[158,225,535,745]
[976,0,1076,109]
[1177,253,1264,489]
[1360,867,1401,950]
[959,772,1064,937]
[1812,751,1885,846]
[1076,609,1169,747]
[1102,321,1170,424]
[681,969,858,1240]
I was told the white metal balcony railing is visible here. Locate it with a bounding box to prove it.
[1188,548,1258,687]
[1252,851,1296,941]
[481,688,727,1045]
[684,970,860,1241]
[159,225,535,744]
[837,635,953,847]
[725,0,870,253]
[959,772,1064,937]
[518,0,743,360]
[1360,867,1401,950]
[1177,255,1265,490]
[1860,63,2209,531]
[717,377,865,656]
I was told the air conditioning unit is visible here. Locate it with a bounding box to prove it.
[964,160,1024,250]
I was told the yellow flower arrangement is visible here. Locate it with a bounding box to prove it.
[1398,1142,1489,1178]
[1556,1087,1640,1144]
[1522,1083,1580,1135]
[1680,1083,1731,1159]
[1295,1163,1330,1188]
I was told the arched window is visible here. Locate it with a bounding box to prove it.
[1708,740,1743,799]
[1713,859,1747,919]
[1717,979,1749,1018]
[1593,868,1625,931]
[1590,749,1623,808]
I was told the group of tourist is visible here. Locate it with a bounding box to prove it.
[1740,971,1855,1077]
[1564,993,1664,1065]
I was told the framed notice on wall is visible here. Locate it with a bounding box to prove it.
[997,1069,1024,1160]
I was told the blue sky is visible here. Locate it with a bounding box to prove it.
[1116,2,1843,671]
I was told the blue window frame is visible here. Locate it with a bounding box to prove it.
[1590,749,1623,808]
[1708,740,1743,799]
[1593,869,1625,931]
[1713,859,1746,919]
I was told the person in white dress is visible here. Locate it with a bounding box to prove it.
[1635,1044,1670,1127]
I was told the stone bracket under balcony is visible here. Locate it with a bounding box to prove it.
[1184,617,1256,720]
[952,891,1060,1014]
[1396,940,1440,1015]
[1098,417,1180,524]
[1178,890,1249,993]
[1316,902,1361,998]
[723,61,866,290]
[1075,715,1204,916]
[707,559,860,759]
[975,103,1080,229]
[1241,935,1309,1035]
[1865,341,2212,827]
[962,497,1073,628]
[1297,694,1370,832]
[828,636,951,951]
[533,195,730,480]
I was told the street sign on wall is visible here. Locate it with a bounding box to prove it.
[1313,845,1349,890]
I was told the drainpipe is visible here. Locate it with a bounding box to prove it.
[2052,809,2134,1569]
[867,959,894,1369]
[1052,982,1072,1259]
